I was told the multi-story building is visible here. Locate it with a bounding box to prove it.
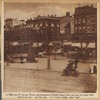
[5,18,26,30]
[86,14,97,33]
[4,15,60,55]
[73,5,97,58]
[26,15,60,39]
[5,18,18,28]
[74,5,97,34]
[19,20,26,25]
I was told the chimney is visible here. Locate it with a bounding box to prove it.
[51,15,54,17]
[66,12,70,17]
[91,4,93,8]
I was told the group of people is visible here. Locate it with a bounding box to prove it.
[6,55,24,65]
[66,58,79,71]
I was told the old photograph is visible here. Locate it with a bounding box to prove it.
[3,2,97,93]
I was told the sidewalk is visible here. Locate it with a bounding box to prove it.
[5,57,92,73]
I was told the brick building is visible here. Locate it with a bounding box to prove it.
[4,15,60,58]
[26,15,60,34]
[74,5,97,34]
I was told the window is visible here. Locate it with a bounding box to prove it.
[79,19,81,21]
[35,24,38,28]
[75,27,77,30]
[40,23,43,27]
[57,24,59,27]
[79,27,81,29]
[75,27,77,33]
[86,26,90,33]
[46,23,48,27]
[78,27,81,33]
[51,23,54,27]
[79,19,81,24]
[87,18,90,24]
[87,26,90,29]
[82,26,86,33]
[75,20,77,24]
[83,26,85,29]
[83,19,85,23]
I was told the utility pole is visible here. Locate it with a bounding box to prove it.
[47,45,50,69]
[28,28,35,62]
[47,24,51,69]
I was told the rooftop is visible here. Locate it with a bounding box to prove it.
[34,15,60,21]
[5,18,13,21]
[74,5,97,16]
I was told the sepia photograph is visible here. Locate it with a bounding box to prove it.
[3,1,97,94]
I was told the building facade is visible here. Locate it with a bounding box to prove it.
[4,15,60,56]
[74,5,97,34]
[26,15,60,39]
[59,12,71,34]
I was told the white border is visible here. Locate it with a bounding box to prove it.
[1,1,4,93]
[97,1,100,97]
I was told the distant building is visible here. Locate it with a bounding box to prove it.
[5,18,18,28]
[86,14,97,33]
[64,23,70,34]
[58,12,71,34]
[19,20,26,25]
[26,15,60,36]
[5,18,26,30]
[74,5,97,34]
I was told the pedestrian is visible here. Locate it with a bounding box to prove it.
[66,59,74,71]
[9,56,14,63]
[93,65,97,73]
[20,55,23,64]
[6,55,10,66]
[74,58,79,69]
[89,63,97,74]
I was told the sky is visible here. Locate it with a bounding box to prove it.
[4,2,97,21]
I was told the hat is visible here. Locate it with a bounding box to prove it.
[68,60,71,62]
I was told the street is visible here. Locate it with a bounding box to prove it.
[4,56,97,93]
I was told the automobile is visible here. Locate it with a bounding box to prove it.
[66,51,78,58]
[37,50,47,57]
[52,48,63,54]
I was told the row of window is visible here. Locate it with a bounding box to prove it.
[75,26,86,30]
[75,17,96,25]
[75,18,85,24]
[86,18,97,24]
[10,23,60,30]
[75,25,96,30]
[75,26,96,33]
